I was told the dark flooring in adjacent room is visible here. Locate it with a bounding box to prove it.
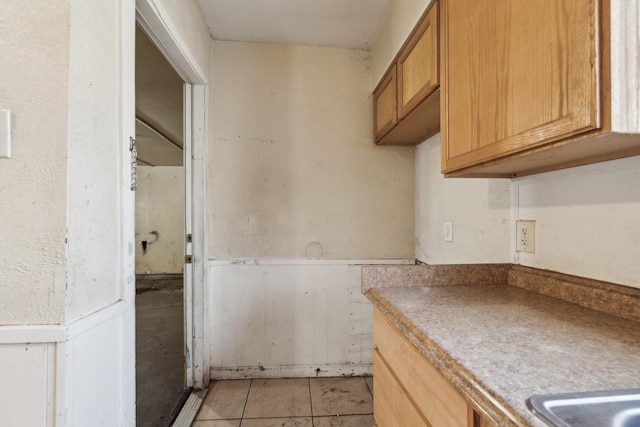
[136,274,185,427]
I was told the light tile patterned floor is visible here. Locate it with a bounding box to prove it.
[193,377,374,427]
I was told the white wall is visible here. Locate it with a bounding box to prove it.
[209,41,415,259]
[207,41,415,377]
[0,0,210,424]
[135,166,185,274]
[515,157,640,288]
[0,1,69,325]
[415,135,512,264]
[156,0,211,75]
[66,0,123,321]
[209,261,411,378]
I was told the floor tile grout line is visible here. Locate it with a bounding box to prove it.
[308,377,315,427]
[240,378,252,421]
[364,376,373,397]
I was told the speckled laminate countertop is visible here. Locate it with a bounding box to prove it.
[367,284,640,426]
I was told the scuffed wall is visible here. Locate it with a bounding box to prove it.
[516,157,640,288]
[0,1,70,325]
[209,41,414,259]
[414,135,512,264]
[135,167,185,274]
[65,0,122,321]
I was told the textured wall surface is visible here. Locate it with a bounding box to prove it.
[516,157,640,288]
[209,41,415,259]
[65,0,122,321]
[135,167,185,274]
[209,262,375,377]
[414,135,512,264]
[0,1,70,325]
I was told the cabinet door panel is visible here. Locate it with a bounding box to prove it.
[398,2,439,119]
[374,308,468,427]
[373,350,431,427]
[442,0,600,173]
[374,65,398,141]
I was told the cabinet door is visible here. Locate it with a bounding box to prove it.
[374,309,468,427]
[442,0,600,174]
[373,65,398,141]
[373,350,431,427]
[398,2,439,119]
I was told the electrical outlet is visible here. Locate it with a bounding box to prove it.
[516,220,535,253]
[443,221,453,242]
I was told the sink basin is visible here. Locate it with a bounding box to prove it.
[527,388,640,427]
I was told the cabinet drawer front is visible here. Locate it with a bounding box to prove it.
[374,308,468,427]
[397,1,439,119]
[374,350,431,427]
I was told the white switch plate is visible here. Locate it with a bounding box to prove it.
[0,110,12,158]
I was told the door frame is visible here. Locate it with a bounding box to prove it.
[135,0,209,389]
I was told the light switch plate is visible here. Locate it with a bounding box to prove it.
[0,110,12,158]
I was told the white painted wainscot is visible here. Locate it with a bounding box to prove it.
[0,300,133,427]
[208,259,412,379]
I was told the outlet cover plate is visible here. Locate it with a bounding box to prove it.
[516,220,535,253]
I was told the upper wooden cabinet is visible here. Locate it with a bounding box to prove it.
[441,0,640,177]
[373,65,398,139]
[374,1,440,145]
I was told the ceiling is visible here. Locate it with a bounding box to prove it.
[196,0,392,49]
[135,1,393,166]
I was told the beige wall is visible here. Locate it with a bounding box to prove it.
[0,1,70,325]
[516,157,640,288]
[209,41,414,259]
[415,135,512,264]
[135,167,185,274]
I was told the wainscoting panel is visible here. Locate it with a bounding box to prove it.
[208,260,411,378]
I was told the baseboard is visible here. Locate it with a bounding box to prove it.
[209,363,373,380]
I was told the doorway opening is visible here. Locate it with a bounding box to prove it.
[134,24,187,425]
[133,0,210,422]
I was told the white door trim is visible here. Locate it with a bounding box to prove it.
[135,0,209,389]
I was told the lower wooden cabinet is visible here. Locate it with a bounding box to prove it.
[373,308,495,427]
[374,350,431,427]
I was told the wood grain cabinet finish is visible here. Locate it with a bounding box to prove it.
[374,1,440,145]
[441,0,640,177]
[373,65,398,140]
[373,308,494,427]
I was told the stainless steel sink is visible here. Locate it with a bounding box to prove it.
[527,389,640,427]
